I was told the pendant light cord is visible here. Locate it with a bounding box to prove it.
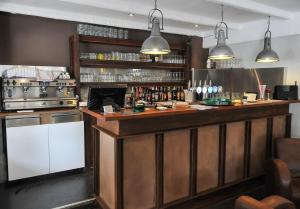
[265,16,272,38]
[214,4,228,39]
[148,0,164,30]
[221,4,224,22]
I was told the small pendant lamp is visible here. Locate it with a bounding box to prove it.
[209,5,234,60]
[141,0,170,55]
[256,16,279,63]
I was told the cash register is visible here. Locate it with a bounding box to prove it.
[87,85,127,112]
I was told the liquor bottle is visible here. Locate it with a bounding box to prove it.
[154,86,159,102]
[180,86,185,101]
[147,88,151,102]
[167,87,172,101]
[131,87,136,107]
[151,87,155,104]
[177,86,181,101]
[161,87,166,101]
[172,87,177,100]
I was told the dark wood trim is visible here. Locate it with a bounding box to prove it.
[244,120,251,178]
[266,117,273,159]
[80,82,187,87]
[185,37,192,82]
[69,35,81,97]
[93,127,100,195]
[78,35,186,51]
[218,124,226,186]
[115,138,124,209]
[285,114,292,138]
[92,125,121,139]
[189,128,198,196]
[155,133,164,208]
[160,175,264,209]
[95,196,111,209]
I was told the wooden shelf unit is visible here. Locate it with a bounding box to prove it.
[69,34,191,97]
[80,82,186,87]
[78,35,186,51]
[80,59,187,70]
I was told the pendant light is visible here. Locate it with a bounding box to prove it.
[256,16,279,63]
[141,0,170,55]
[209,5,234,60]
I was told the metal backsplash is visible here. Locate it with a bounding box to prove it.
[192,68,285,96]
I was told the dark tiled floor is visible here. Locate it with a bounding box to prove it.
[0,170,93,209]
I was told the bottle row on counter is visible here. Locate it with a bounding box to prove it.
[125,86,185,107]
[80,52,186,64]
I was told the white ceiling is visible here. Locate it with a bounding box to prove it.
[1,0,300,46]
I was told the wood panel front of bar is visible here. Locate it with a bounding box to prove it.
[84,101,294,209]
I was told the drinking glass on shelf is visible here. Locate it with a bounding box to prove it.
[113,28,118,39]
[118,29,124,39]
[124,30,129,39]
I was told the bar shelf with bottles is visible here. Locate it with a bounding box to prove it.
[70,23,190,98]
[125,85,186,108]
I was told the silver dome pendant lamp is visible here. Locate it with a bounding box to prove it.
[209,5,234,60]
[141,0,171,55]
[255,16,279,63]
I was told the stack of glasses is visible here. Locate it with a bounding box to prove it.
[80,70,185,83]
[80,52,186,64]
[77,24,129,39]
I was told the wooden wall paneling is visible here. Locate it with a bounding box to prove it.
[190,36,209,69]
[190,128,198,196]
[93,127,100,195]
[99,131,117,209]
[218,124,226,186]
[266,118,273,158]
[156,133,164,208]
[123,134,156,209]
[243,121,251,178]
[272,115,286,139]
[163,129,190,204]
[285,114,292,138]
[116,139,124,209]
[225,121,245,184]
[249,118,268,176]
[197,125,219,193]
[84,113,97,168]
[272,115,287,158]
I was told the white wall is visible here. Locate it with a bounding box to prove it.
[223,34,300,137]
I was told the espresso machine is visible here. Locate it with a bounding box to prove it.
[1,78,78,111]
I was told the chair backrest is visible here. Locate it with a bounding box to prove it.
[276,138,300,177]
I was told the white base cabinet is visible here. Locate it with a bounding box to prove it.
[49,121,85,173]
[7,125,49,181]
[6,121,85,181]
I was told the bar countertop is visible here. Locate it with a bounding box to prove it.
[81,100,299,122]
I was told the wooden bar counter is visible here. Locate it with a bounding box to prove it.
[82,100,296,209]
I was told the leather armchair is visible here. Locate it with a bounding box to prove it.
[265,138,300,206]
[235,195,296,209]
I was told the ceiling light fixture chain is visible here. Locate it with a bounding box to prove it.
[265,16,271,39]
[214,4,228,40]
[148,0,164,30]
[208,4,234,60]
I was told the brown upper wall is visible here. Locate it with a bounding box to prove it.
[0,12,191,68]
